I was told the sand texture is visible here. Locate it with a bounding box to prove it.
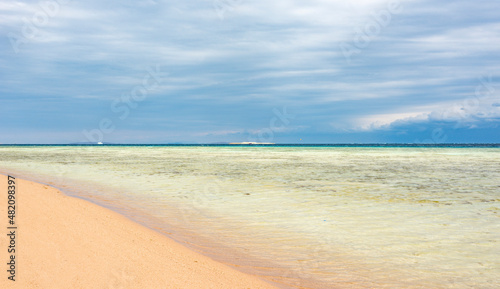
[0,174,279,289]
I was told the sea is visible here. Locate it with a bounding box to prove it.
[0,145,499,288]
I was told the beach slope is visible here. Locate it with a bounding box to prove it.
[0,174,278,289]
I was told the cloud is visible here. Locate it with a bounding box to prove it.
[1,0,499,143]
[351,90,500,132]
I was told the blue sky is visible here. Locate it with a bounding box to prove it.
[1,0,499,144]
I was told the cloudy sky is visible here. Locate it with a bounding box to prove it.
[1,0,499,144]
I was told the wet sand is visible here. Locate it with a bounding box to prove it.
[0,174,279,289]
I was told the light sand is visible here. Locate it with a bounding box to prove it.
[0,174,279,289]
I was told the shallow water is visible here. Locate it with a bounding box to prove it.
[0,146,499,288]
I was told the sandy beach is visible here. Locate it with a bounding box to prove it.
[0,174,279,289]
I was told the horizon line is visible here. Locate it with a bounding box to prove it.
[1,143,500,146]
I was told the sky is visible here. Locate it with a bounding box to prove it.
[1,0,499,144]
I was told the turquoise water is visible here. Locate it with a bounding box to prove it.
[0,146,499,288]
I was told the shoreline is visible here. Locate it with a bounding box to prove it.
[1,147,499,289]
[0,174,281,288]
